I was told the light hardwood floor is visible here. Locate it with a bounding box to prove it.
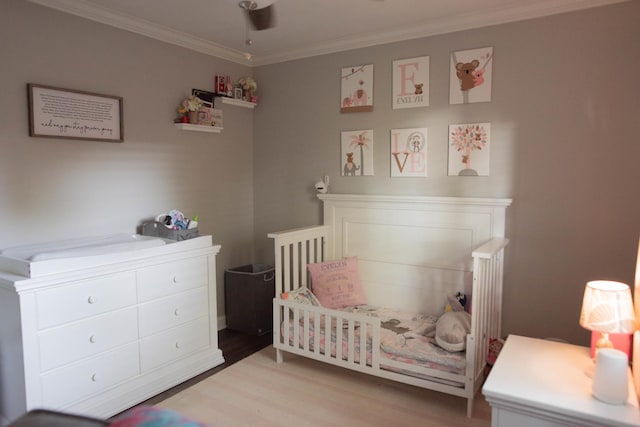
[156,345,491,427]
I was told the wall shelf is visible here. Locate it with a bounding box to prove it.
[174,123,223,133]
[221,97,256,109]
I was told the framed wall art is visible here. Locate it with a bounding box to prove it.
[392,56,429,109]
[341,130,373,176]
[390,128,428,177]
[340,64,373,113]
[448,123,491,176]
[27,83,123,142]
[449,47,493,104]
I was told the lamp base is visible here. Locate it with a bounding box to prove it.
[589,331,632,360]
[592,348,629,405]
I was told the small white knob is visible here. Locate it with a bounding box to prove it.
[172,275,179,283]
[89,335,96,344]
[174,309,180,316]
[91,373,98,382]
[175,342,181,349]
[87,296,95,304]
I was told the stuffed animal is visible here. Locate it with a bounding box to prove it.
[444,291,467,312]
[484,338,505,376]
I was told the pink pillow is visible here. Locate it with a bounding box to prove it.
[307,257,367,308]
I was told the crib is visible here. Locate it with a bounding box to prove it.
[269,194,511,417]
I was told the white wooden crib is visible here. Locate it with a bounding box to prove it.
[269,194,511,417]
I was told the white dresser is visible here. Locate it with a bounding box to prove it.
[483,335,640,427]
[0,235,224,426]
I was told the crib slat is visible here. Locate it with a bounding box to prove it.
[283,244,292,293]
[324,313,331,359]
[293,242,301,291]
[273,244,283,295]
[303,310,310,351]
[347,319,355,363]
[314,311,321,356]
[359,321,366,366]
[335,316,343,362]
[293,308,300,350]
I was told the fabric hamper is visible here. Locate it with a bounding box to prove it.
[224,264,275,335]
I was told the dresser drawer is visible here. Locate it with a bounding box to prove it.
[36,271,136,329]
[41,342,139,409]
[38,307,138,372]
[136,257,208,302]
[139,317,209,372]
[138,287,208,337]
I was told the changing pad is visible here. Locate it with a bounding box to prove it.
[0,234,166,261]
[0,234,211,278]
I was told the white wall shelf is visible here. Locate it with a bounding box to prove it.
[174,123,223,133]
[221,97,256,109]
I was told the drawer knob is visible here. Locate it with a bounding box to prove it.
[91,373,98,382]
[172,275,179,283]
[89,335,96,344]
[174,309,180,316]
[87,296,95,304]
[175,342,181,349]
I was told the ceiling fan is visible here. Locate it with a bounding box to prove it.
[238,1,276,31]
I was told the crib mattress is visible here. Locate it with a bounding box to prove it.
[284,305,466,379]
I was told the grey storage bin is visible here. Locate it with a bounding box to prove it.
[141,221,199,241]
[224,264,275,335]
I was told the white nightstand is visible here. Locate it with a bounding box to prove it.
[482,335,640,427]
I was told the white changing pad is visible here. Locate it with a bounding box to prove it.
[0,234,166,261]
[0,234,218,279]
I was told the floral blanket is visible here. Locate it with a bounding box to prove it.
[283,305,466,375]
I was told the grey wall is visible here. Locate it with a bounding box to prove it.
[0,0,256,323]
[1,1,638,344]
[253,2,640,344]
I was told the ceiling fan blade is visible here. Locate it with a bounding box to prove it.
[247,4,275,30]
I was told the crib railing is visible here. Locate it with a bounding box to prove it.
[468,238,509,393]
[268,225,329,294]
[273,299,381,372]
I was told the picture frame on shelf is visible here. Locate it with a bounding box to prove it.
[234,88,243,99]
[210,108,223,128]
[197,107,212,126]
[214,75,227,94]
[192,89,214,108]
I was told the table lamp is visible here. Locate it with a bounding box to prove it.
[579,280,636,360]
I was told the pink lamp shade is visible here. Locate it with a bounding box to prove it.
[579,280,636,357]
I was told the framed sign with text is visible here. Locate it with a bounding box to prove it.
[27,84,124,142]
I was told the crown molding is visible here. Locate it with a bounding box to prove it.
[28,0,628,67]
[251,0,628,65]
[26,0,252,66]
